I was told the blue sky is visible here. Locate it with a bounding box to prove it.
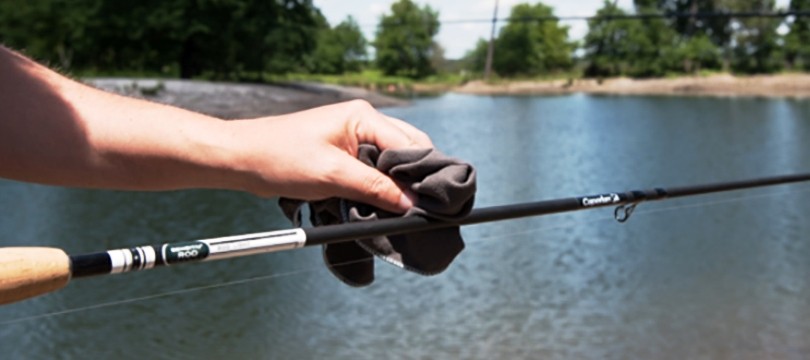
[314,0,791,60]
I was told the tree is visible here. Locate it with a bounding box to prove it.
[462,38,490,74]
[429,42,446,73]
[656,0,738,70]
[0,0,326,79]
[85,1,189,75]
[0,0,97,70]
[374,0,440,78]
[632,0,680,76]
[257,0,326,76]
[785,0,810,70]
[583,2,645,77]
[584,0,725,77]
[492,2,574,76]
[656,0,735,47]
[730,0,784,73]
[311,16,368,74]
[675,34,722,73]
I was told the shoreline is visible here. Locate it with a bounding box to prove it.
[85,78,409,118]
[85,74,810,119]
[449,74,810,98]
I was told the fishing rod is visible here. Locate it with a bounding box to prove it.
[2,172,810,305]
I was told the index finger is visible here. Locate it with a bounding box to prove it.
[351,102,424,150]
[383,115,433,148]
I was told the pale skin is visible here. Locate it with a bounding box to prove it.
[0,46,432,213]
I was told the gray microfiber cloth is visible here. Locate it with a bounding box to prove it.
[279,145,476,286]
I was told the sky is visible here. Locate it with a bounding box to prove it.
[314,0,791,60]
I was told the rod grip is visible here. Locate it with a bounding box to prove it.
[0,247,70,305]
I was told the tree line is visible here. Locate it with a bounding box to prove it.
[1,0,809,80]
[466,0,810,78]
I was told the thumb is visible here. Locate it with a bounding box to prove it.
[330,155,414,213]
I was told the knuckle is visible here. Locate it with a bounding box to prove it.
[362,173,391,201]
[347,101,375,131]
[348,98,373,109]
[346,99,374,115]
[416,133,433,147]
[320,161,344,185]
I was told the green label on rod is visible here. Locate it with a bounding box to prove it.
[163,241,210,264]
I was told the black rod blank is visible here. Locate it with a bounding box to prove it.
[68,172,810,279]
[304,172,810,246]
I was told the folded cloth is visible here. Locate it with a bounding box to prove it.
[279,144,476,286]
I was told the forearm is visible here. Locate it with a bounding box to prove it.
[0,46,247,191]
[0,46,432,212]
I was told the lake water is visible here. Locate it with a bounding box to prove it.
[2,93,810,359]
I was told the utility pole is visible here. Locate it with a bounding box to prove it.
[484,0,499,81]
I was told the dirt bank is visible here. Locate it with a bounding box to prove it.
[455,74,810,98]
[85,78,408,119]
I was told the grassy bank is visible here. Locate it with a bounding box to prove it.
[262,70,468,95]
[76,68,468,96]
[77,66,810,98]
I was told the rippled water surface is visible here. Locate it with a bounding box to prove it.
[2,94,810,359]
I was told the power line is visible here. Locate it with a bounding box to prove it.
[443,10,810,24]
[360,10,810,28]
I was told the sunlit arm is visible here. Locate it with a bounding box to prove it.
[0,45,247,192]
[0,46,429,212]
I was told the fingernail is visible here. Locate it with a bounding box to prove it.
[398,193,415,211]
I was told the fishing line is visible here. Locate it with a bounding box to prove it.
[0,259,367,325]
[4,183,809,325]
[622,184,810,219]
[1,219,596,324]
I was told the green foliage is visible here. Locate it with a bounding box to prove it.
[173,0,326,78]
[266,69,413,88]
[656,0,735,47]
[583,2,645,77]
[492,2,574,76]
[582,0,787,77]
[631,1,680,77]
[0,0,325,79]
[310,16,368,74]
[374,0,440,79]
[0,0,97,69]
[2,0,807,82]
[462,38,490,74]
[584,0,721,77]
[730,0,784,73]
[651,0,786,74]
[674,35,723,73]
[785,0,810,70]
[429,42,447,74]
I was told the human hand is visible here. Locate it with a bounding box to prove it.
[227,100,433,213]
[0,46,431,204]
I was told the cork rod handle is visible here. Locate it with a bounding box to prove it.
[0,247,71,305]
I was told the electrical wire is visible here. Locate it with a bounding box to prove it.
[359,10,810,28]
